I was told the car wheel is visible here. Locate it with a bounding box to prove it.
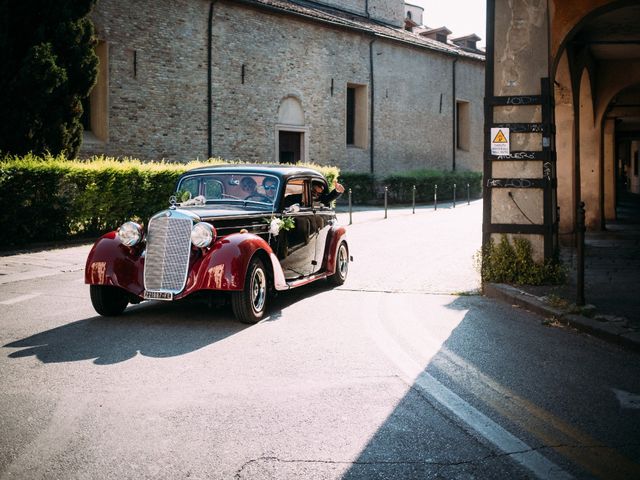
[90,285,129,316]
[328,242,349,286]
[232,257,269,324]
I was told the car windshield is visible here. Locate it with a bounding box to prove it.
[176,173,280,207]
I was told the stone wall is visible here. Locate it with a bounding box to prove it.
[315,0,364,16]
[316,0,404,26]
[83,0,484,177]
[86,0,210,161]
[372,41,454,175]
[210,4,373,171]
[371,44,483,176]
[454,59,485,172]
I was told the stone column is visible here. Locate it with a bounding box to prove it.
[603,118,616,221]
[484,0,555,262]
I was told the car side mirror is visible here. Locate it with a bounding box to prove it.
[284,203,300,214]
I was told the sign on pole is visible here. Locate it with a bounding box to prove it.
[490,128,510,156]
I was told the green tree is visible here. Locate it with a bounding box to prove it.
[0,0,98,158]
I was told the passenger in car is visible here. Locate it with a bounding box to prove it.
[312,179,344,205]
[240,177,257,197]
[283,179,345,209]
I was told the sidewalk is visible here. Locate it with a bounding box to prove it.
[0,244,90,285]
[485,192,640,352]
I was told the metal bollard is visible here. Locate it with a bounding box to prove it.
[576,201,586,306]
[384,186,388,219]
[434,184,438,211]
[453,183,456,208]
[467,183,470,205]
[412,185,416,214]
[348,188,353,225]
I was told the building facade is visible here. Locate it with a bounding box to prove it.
[83,0,484,176]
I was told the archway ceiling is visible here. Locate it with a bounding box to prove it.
[579,5,640,60]
[608,86,640,131]
[578,5,640,132]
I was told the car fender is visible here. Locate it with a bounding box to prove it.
[323,226,348,274]
[85,232,145,296]
[184,232,288,295]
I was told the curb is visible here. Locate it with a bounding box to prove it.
[483,283,640,353]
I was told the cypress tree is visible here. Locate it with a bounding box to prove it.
[0,0,98,158]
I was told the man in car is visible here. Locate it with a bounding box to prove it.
[312,179,345,206]
[283,179,345,208]
[262,177,278,201]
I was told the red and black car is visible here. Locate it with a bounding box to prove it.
[85,165,350,323]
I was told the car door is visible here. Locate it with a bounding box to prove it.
[312,203,334,275]
[279,177,320,280]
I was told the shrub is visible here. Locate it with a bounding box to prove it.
[337,172,375,205]
[336,169,482,204]
[383,169,482,204]
[479,235,565,285]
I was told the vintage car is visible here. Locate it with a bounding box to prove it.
[85,165,349,323]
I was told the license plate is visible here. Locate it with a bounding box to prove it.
[143,290,174,301]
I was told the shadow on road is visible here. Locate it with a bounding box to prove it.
[265,280,337,322]
[339,295,640,480]
[3,280,339,365]
[3,299,248,365]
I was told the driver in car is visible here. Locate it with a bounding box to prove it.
[263,177,278,201]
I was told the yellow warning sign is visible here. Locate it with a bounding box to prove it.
[492,129,508,143]
[490,127,510,155]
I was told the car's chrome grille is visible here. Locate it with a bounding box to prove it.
[144,215,192,293]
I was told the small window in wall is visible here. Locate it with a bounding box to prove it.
[436,33,447,43]
[346,83,368,149]
[84,40,108,142]
[456,101,470,151]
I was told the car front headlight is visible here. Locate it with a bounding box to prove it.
[117,221,143,247]
[191,222,216,248]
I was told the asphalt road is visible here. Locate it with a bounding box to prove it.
[1,201,639,479]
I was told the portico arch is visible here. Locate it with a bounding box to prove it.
[578,68,601,229]
[554,50,576,242]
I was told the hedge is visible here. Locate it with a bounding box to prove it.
[337,169,483,205]
[0,154,339,247]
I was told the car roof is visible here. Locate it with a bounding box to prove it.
[180,164,327,182]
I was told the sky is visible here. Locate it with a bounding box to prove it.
[410,0,487,48]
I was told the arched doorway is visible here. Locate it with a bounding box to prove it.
[276,96,309,164]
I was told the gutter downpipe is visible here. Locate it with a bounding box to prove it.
[369,38,375,174]
[208,0,218,159]
[452,57,458,171]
